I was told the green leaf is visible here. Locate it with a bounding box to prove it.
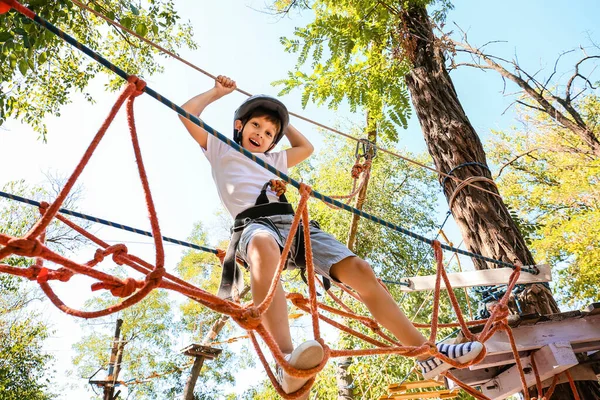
[135,23,148,37]
[0,32,13,42]
[120,16,132,29]
[130,4,140,15]
[38,51,47,65]
[18,59,28,75]
[8,53,17,69]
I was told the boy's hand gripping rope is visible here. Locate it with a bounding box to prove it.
[0,77,563,400]
[0,1,567,395]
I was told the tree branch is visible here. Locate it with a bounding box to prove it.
[496,148,540,178]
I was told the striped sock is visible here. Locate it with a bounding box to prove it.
[418,341,483,379]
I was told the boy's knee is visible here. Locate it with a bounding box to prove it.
[247,233,279,259]
[354,258,376,280]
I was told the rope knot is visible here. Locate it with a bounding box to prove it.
[53,268,74,282]
[351,163,364,179]
[299,183,312,197]
[269,179,287,197]
[237,306,262,330]
[423,341,438,357]
[38,201,50,214]
[145,267,165,288]
[287,292,308,307]
[111,277,138,297]
[109,244,128,265]
[366,320,380,331]
[488,303,510,321]
[7,238,44,257]
[127,75,146,96]
[93,248,106,264]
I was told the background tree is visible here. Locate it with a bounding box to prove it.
[487,96,600,307]
[71,222,243,399]
[0,178,87,399]
[267,0,597,397]
[450,36,600,157]
[0,0,196,140]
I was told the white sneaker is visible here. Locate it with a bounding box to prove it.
[275,340,324,394]
[418,341,484,380]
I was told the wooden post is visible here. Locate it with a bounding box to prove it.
[183,357,206,400]
[181,344,222,399]
[104,318,123,400]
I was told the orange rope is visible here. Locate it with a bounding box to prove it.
[0,78,540,398]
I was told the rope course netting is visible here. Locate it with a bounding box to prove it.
[0,1,561,399]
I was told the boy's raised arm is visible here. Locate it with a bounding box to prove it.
[179,76,236,150]
[285,123,314,167]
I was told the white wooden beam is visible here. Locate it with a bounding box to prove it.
[446,367,498,389]
[483,314,600,355]
[541,364,598,387]
[469,351,529,370]
[399,264,551,292]
[481,342,578,400]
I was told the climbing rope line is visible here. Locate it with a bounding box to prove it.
[0,74,529,398]
[0,190,219,255]
[0,0,532,273]
[0,2,561,399]
[68,0,504,203]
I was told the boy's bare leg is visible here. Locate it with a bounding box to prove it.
[247,234,323,398]
[330,256,429,359]
[247,234,294,354]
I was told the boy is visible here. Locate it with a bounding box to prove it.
[179,76,483,396]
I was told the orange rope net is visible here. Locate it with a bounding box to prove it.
[0,81,571,399]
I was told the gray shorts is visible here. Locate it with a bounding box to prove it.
[236,214,355,280]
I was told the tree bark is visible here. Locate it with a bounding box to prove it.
[182,287,249,399]
[399,3,599,398]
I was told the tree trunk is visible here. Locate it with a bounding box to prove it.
[182,287,249,399]
[183,356,206,400]
[400,3,599,398]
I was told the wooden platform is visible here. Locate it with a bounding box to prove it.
[381,379,460,399]
[399,264,551,292]
[180,344,222,359]
[445,303,600,399]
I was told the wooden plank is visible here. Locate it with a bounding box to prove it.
[439,394,459,399]
[540,364,598,387]
[482,313,600,355]
[399,264,551,292]
[468,351,528,370]
[583,302,600,316]
[380,390,458,399]
[388,379,444,392]
[481,342,578,400]
[446,367,499,389]
[180,344,222,359]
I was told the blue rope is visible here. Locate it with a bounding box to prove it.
[441,161,491,189]
[15,9,538,275]
[0,190,218,255]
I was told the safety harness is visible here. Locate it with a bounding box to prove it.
[217,181,330,299]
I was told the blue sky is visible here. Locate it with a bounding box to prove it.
[1,0,598,398]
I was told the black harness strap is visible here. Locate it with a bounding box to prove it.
[217,182,330,300]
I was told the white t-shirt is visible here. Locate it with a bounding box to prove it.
[203,134,288,218]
